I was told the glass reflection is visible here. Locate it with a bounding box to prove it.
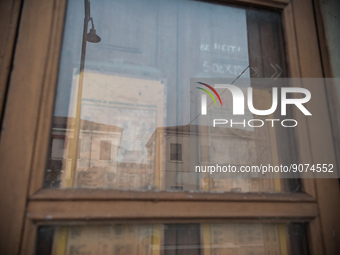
[45,0,299,192]
[35,223,309,255]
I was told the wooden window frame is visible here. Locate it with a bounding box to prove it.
[0,0,22,124]
[0,0,339,254]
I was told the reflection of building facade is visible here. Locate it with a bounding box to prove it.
[47,116,156,189]
[72,71,166,164]
[147,125,281,193]
[47,116,123,188]
[50,223,283,255]
[48,118,282,193]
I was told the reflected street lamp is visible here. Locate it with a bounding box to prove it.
[67,0,101,187]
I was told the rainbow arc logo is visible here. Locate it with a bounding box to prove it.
[196,82,222,106]
[196,82,222,115]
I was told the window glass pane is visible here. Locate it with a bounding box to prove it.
[45,0,300,192]
[35,223,309,255]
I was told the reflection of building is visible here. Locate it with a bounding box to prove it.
[206,223,282,255]
[47,117,123,188]
[67,71,166,189]
[50,223,282,255]
[47,116,157,189]
[146,125,279,192]
[115,161,154,190]
[48,118,280,192]
[53,225,154,255]
[71,71,166,165]
[47,116,123,188]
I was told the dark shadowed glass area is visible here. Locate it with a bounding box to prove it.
[35,223,309,255]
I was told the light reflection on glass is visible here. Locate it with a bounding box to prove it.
[35,223,309,255]
[45,0,299,192]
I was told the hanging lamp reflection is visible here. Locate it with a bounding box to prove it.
[87,17,101,43]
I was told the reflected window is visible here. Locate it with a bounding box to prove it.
[170,143,182,161]
[99,140,111,160]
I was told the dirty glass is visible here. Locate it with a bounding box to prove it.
[45,0,300,192]
[35,223,309,255]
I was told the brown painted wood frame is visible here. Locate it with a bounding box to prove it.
[0,0,22,125]
[0,0,339,254]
